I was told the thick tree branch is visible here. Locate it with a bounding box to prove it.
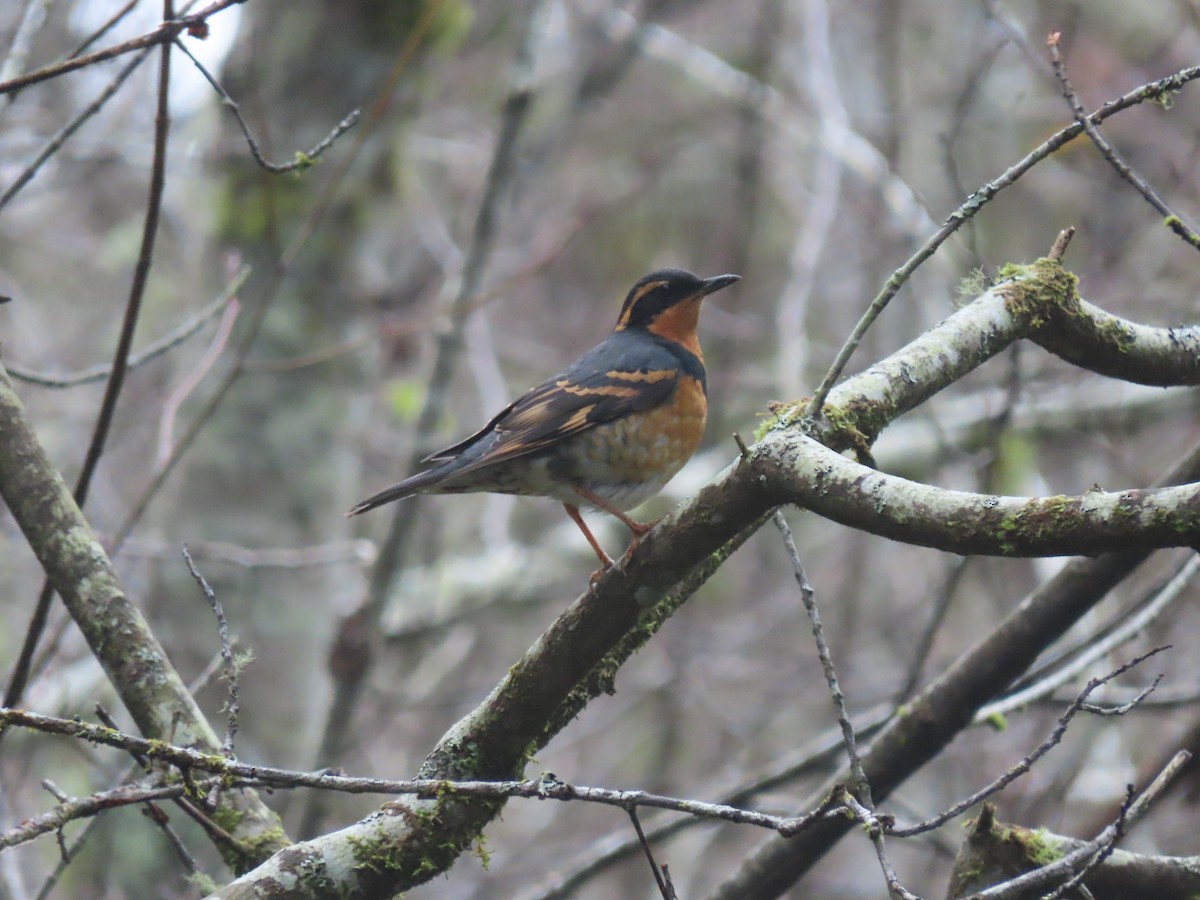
[0,363,287,870]
[947,793,1200,899]
[212,249,1199,896]
[958,751,1191,899]
[757,433,1200,555]
[1032,295,1200,386]
[707,440,1200,899]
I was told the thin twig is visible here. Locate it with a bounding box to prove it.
[841,792,919,900]
[628,808,672,899]
[977,556,1197,722]
[67,0,142,59]
[773,511,866,786]
[528,712,890,899]
[771,509,912,897]
[891,647,1168,838]
[1,17,174,736]
[802,65,1200,421]
[95,703,204,873]
[1037,785,1129,900]
[0,707,849,835]
[3,780,192,851]
[6,266,247,387]
[30,656,234,898]
[140,802,200,876]
[157,296,239,466]
[0,48,151,211]
[0,0,244,96]
[181,546,239,758]
[964,751,1191,899]
[1048,33,1200,251]
[0,0,54,103]
[173,37,360,173]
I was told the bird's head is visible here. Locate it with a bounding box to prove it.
[614,269,740,354]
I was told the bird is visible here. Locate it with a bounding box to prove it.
[348,268,740,575]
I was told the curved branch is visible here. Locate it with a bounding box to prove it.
[756,433,1200,556]
[214,252,1197,896]
[1033,295,1200,386]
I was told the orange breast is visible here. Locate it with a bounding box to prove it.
[573,375,707,485]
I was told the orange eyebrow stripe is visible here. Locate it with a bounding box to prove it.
[616,280,669,329]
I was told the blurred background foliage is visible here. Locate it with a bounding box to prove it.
[0,0,1198,897]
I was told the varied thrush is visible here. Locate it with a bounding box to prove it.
[348,268,740,572]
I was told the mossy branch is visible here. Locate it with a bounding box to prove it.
[0,363,287,872]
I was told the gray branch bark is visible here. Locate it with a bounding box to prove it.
[214,250,1199,896]
[0,364,288,872]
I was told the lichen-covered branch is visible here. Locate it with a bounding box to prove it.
[0,363,287,871]
[1032,293,1200,386]
[948,754,1194,899]
[756,432,1200,555]
[212,251,1200,897]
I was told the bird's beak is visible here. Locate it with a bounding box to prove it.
[700,274,741,295]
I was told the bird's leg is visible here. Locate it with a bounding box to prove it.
[563,503,615,582]
[573,487,658,537]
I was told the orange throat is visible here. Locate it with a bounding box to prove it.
[645,297,704,361]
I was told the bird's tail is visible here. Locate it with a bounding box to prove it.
[345,467,447,517]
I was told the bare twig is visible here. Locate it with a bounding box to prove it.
[0,47,150,211]
[964,751,1191,899]
[157,297,240,467]
[0,706,850,835]
[140,802,201,876]
[73,2,172,523]
[976,556,1197,722]
[2,17,174,729]
[891,647,1168,838]
[29,657,237,897]
[802,65,1200,420]
[181,547,240,758]
[2,780,192,851]
[628,808,673,899]
[0,0,54,101]
[67,0,142,59]
[771,509,912,897]
[841,792,919,900]
[172,37,360,173]
[527,709,890,899]
[1048,33,1200,251]
[6,266,248,388]
[0,0,244,96]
